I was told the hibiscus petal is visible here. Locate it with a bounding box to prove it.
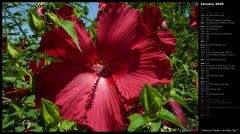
[57,75,129,132]
[157,30,176,56]
[35,62,87,107]
[96,3,148,64]
[35,62,129,132]
[57,4,74,19]
[142,5,162,33]
[189,6,199,28]
[110,39,173,100]
[38,21,97,65]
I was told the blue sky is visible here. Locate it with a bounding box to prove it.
[87,2,98,23]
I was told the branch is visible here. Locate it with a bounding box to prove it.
[4,6,28,41]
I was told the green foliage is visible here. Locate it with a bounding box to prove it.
[128,113,149,132]
[28,9,45,35]
[7,43,21,59]
[140,84,162,117]
[40,98,61,129]
[158,108,183,128]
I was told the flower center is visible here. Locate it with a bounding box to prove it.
[91,63,104,74]
[88,63,111,77]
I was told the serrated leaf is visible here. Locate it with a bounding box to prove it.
[61,20,82,52]
[128,113,147,132]
[40,98,61,128]
[7,44,20,59]
[158,108,183,128]
[140,84,162,117]
[170,92,191,112]
[58,120,77,132]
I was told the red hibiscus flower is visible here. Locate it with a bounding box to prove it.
[35,3,173,132]
[142,5,176,56]
[189,6,198,28]
[4,86,31,100]
[163,98,186,128]
[98,2,107,10]
[28,58,45,74]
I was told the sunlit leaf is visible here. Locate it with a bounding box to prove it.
[128,113,148,132]
[28,9,45,35]
[61,20,82,52]
[158,108,183,128]
[7,44,20,59]
[151,120,161,132]
[40,98,61,128]
[140,84,162,117]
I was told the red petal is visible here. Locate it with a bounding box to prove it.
[96,3,148,64]
[157,31,176,56]
[29,60,38,74]
[17,89,31,96]
[98,2,107,10]
[4,86,17,99]
[35,62,87,106]
[57,4,74,19]
[38,22,97,66]
[37,58,45,71]
[35,62,129,132]
[189,6,199,28]
[57,76,129,132]
[142,5,163,33]
[110,40,173,99]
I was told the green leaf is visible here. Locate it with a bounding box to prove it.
[7,44,20,59]
[128,113,148,132]
[61,20,82,52]
[3,76,17,83]
[58,120,77,132]
[140,84,162,117]
[25,109,37,119]
[170,92,191,112]
[182,63,190,76]
[83,5,89,15]
[151,121,161,132]
[158,108,183,128]
[45,12,81,52]
[40,98,61,128]
[2,119,15,129]
[32,126,43,132]
[28,9,45,35]
[15,126,25,132]
[24,95,35,107]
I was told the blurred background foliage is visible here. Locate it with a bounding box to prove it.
[2,2,198,132]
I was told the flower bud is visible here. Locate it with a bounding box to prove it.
[28,9,45,35]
